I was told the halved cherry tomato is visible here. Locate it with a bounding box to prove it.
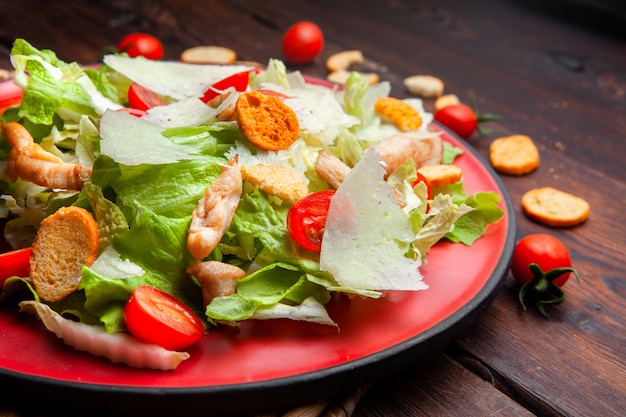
[117,33,164,60]
[511,234,573,287]
[0,247,32,285]
[200,70,255,103]
[124,286,204,351]
[282,21,324,65]
[434,104,477,139]
[287,190,335,252]
[127,82,167,111]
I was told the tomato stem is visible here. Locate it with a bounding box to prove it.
[468,90,501,136]
[517,263,580,319]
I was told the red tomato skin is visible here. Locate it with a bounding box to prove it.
[434,104,477,139]
[117,33,164,60]
[0,247,32,285]
[282,21,324,65]
[200,70,254,103]
[124,286,204,351]
[287,190,335,252]
[511,234,572,287]
[127,82,167,111]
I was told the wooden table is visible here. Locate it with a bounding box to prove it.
[1,1,625,416]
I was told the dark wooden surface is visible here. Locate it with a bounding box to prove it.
[1,0,625,416]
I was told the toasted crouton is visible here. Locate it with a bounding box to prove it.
[326,50,364,72]
[373,134,443,178]
[521,187,590,227]
[374,97,423,132]
[417,164,463,189]
[403,75,444,98]
[235,91,300,151]
[180,45,237,64]
[30,206,99,302]
[241,163,309,203]
[490,135,540,175]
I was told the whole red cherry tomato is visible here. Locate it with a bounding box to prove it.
[117,33,164,60]
[124,286,204,351]
[282,21,324,65]
[0,247,32,285]
[127,82,167,111]
[511,234,580,318]
[434,104,477,139]
[287,190,335,252]
[511,234,573,287]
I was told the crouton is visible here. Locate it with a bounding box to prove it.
[521,187,590,227]
[326,50,364,72]
[434,94,460,111]
[241,163,309,203]
[30,206,99,302]
[235,91,300,151]
[417,164,463,189]
[490,135,540,175]
[403,75,444,98]
[180,45,237,64]
[374,97,423,132]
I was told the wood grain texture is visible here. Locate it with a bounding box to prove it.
[1,0,624,416]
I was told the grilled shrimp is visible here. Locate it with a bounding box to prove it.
[187,156,242,260]
[187,260,246,306]
[3,121,91,190]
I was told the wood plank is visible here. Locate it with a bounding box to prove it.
[354,353,535,417]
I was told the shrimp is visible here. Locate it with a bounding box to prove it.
[187,260,246,306]
[2,121,91,190]
[187,156,242,260]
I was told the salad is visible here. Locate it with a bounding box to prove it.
[0,39,503,369]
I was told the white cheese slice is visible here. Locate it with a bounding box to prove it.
[320,148,427,291]
[103,55,251,100]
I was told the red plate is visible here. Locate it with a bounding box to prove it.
[0,78,515,416]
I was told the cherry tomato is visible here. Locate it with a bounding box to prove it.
[511,234,572,287]
[434,104,477,139]
[201,70,254,103]
[287,190,335,252]
[127,82,167,111]
[124,286,204,351]
[0,247,32,285]
[117,33,164,60]
[282,21,324,65]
